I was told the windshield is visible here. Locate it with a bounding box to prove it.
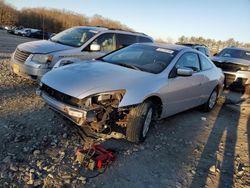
[50,27,97,47]
[101,44,178,74]
[217,48,250,61]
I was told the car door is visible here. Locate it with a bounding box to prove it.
[162,52,205,117]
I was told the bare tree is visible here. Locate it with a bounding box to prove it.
[178,36,250,53]
[0,0,18,26]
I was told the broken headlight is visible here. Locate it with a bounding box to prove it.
[239,66,250,71]
[82,90,126,108]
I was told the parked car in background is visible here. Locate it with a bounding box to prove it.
[27,30,52,39]
[23,29,38,37]
[10,26,153,80]
[177,43,211,57]
[19,28,32,36]
[37,43,224,143]
[14,27,24,35]
[0,25,9,30]
[7,26,17,34]
[211,47,250,92]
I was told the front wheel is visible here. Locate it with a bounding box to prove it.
[126,101,154,143]
[203,88,218,112]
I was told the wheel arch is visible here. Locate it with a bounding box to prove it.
[143,95,163,119]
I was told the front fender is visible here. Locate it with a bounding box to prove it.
[118,81,164,107]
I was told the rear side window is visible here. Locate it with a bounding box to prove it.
[199,54,213,70]
[116,34,137,49]
[197,47,206,54]
[176,52,200,72]
[138,36,153,43]
[204,48,211,57]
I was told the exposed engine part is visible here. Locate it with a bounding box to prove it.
[73,119,125,150]
[81,91,129,134]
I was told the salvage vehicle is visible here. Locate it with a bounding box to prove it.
[37,43,224,143]
[211,47,250,92]
[10,26,153,80]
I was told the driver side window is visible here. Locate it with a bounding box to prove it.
[176,52,200,72]
[169,52,200,78]
[91,33,116,52]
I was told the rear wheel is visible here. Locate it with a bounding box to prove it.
[126,101,154,143]
[203,88,218,112]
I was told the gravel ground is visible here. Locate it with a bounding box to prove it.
[0,31,249,187]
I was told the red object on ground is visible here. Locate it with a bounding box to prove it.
[76,144,115,170]
[93,144,115,169]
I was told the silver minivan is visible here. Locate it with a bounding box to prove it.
[10,26,153,80]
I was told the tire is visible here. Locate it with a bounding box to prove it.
[126,101,154,143]
[203,88,218,112]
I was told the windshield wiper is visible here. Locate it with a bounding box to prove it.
[114,62,142,71]
[99,59,142,71]
[50,39,62,44]
[50,39,78,47]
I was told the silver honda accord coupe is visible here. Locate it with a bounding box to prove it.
[37,43,224,143]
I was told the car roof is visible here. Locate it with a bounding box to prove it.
[73,26,152,38]
[224,46,250,51]
[176,43,207,48]
[73,26,108,31]
[140,43,190,51]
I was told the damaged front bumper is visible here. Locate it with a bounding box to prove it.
[224,70,250,88]
[37,89,91,125]
[10,60,50,80]
[37,88,127,140]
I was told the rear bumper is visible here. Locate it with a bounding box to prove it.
[224,71,250,87]
[10,56,50,80]
[37,89,88,125]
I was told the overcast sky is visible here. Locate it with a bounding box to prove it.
[6,0,250,43]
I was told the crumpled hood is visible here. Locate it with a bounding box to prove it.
[211,56,250,66]
[41,60,155,99]
[17,40,74,54]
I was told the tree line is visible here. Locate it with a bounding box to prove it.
[178,36,250,54]
[0,0,132,33]
[156,36,250,54]
[1,0,249,53]
[0,0,18,26]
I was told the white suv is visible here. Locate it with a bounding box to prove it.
[10,26,153,80]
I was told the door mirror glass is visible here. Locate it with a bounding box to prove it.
[177,68,193,76]
[90,43,101,51]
